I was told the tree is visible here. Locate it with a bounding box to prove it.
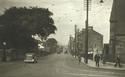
[0,7,57,49]
[45,38,58,53]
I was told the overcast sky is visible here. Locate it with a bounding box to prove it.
[0,0,113,45]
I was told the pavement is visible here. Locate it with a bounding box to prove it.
[0,53,125,77]
[80,57,125,71]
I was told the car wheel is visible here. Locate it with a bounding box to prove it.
[34,60,37,63]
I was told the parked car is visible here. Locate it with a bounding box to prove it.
[24,53,38,63]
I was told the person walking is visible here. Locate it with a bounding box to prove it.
[94,54,100,67]
[114,55,121,67]
[78,55,81,64]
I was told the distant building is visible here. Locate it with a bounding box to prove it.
[103,44,110,62]
[68,26,103,59]
[77,26,103,59]
[68,35,76,56]
[109,0,125,63]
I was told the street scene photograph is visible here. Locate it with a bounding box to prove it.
[0,0,125,77]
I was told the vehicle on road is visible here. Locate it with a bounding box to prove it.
[24,53,38,63]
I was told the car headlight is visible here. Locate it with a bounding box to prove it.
[32,59,34,61]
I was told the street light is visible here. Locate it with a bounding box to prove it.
[2,42,6,61]
[100,0,104,3]
[84,0,104,64]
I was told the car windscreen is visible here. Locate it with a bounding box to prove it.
[26,55,33,59]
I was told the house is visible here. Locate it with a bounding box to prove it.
[75,26,103,59]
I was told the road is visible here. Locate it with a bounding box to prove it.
[0,53,125,77]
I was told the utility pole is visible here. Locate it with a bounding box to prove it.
[75,25,77,58]
[84,0,90,64]
[69,35,72,54]
[77,29,80,56]
[84,0,104,64]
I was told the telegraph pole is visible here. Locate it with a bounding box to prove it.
[75,25,77,58]
[84,0,89,64]
[69,35,72,54]
[84,0,104,64]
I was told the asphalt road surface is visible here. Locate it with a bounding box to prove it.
[0,53,125,77]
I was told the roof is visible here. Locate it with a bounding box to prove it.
[81,27,103,37]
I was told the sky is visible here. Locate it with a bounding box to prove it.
[0,0,113,45]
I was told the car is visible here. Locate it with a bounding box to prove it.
[24,53,38,63]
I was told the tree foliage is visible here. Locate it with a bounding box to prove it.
[46,38,57,47]
[46,38,58,53]
[0,7,57,49]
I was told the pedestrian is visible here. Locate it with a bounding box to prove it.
[102,55,106,64]
[94,54,100,67]
[114,55,121,67]
[78,55,81,64]
[64,50,67,54]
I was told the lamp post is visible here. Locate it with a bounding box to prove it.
[84,0,104,64]
[2,42,6,62]
[100,0,104,3]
